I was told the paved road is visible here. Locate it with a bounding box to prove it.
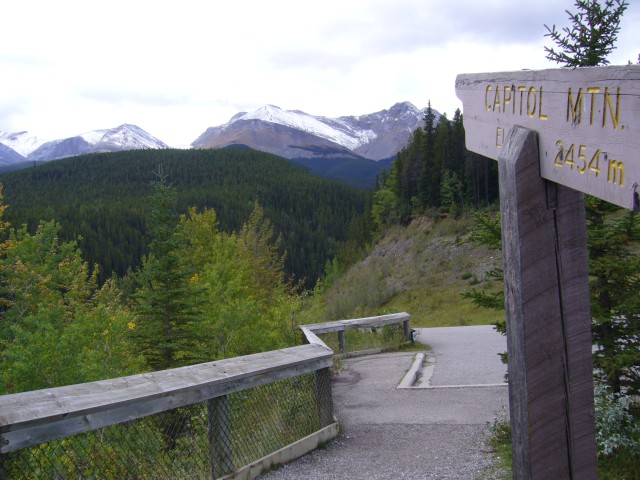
[260,325,509,480]
[418,325,507,387]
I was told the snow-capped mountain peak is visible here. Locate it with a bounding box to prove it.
[89,124,169,151]
[226,104,377,151]
[0,131,49,157]
[192,101,431,161]
[0,124,169,164]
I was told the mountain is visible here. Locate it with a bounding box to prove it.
[192,102,434,162]
[0,131,48,157]
[0,124,169,164]
[29,124,169,162]
[0,143,26,167]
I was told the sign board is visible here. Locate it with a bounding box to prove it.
[455,65,640,210]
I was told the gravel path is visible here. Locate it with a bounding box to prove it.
[260,326,509,480]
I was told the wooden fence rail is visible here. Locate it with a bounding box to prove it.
[0,312,411,479]
[304,312,412,354]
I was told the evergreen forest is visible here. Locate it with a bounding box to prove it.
[0,147,369,289]
[371,104,500,230]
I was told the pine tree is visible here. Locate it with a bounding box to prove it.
[237,201,289,298]
[417,101,436,209]
[547,0,637,393]
[133,173,200,371]
[544,0,628,67]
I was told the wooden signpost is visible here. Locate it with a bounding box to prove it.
[457,65,640,211]
[456,65,639,480]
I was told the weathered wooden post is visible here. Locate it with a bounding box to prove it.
[338,330,347,353]
[499,126,595,478]
[315,368,334,428]
[402,318,411,341]
[207,395,233,479]
[456,65,640,479]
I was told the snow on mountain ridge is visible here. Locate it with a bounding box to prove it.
[78,124,168,150]
[192,101,431,162]
[1,124,167,163]
[233,105,376,151]
[79,129,107,144]
[0,131,49,157]
[95,124,169,150]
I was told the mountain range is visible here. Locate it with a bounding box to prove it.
[191,102,433,187]
[0,102,434,186]
[0,124,168,168]
[192,101,431,161]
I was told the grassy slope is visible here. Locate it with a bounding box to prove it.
[319,214,505,328]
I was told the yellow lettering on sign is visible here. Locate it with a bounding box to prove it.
[577,144,587,174]
[587,87,601,126]
[554,140,625,188]
[603,87,621,130]
[567,88,583,125]
[493,86,502,112]
[538,87,548,120]
[496,127,505,147]
[526,87,537,118]
[485,85,493,111]
[482,84,549,120]
[503,86,513,114]
[518,86,527,116]
[608,158,625,186]
[589,150,601,176]
[554,140,564,167]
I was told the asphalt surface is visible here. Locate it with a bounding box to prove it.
[260,325,509,480]
[418,325,507,387]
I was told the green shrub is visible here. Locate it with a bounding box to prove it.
[594,382,640,457]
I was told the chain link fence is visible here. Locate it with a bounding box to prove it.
[1,314,410,479]
[1,370,333,480]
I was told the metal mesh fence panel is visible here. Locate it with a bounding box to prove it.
[224,372,325,470]
[320,323,407,354]
[2,371,329,479]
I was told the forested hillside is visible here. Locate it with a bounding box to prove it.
[0,148,369,287]
[372,105,499,229]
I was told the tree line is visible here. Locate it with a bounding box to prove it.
[0,147,369,289]
[371,103,499,231]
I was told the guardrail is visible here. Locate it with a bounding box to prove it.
[0,312,410,479]
[304,312,412,355]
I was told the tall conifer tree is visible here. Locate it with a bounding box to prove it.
[546,0,637,393]
[133,172,200,371]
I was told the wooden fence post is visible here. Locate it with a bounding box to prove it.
[315,368,334,428]
[338,330,346,353]
[207,395,233,479]
[403,319,411,341]
[499,126,597,479]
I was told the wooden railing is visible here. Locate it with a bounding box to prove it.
[303,312,412,354]
[0,312,410,479]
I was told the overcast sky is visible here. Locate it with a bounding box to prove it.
[1,0,638,148]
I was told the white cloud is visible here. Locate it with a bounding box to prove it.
[1,0,638,147]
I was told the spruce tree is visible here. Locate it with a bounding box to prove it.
[417,101,436,209]
[133,173,200,371]
[544,0,628,67]
[545,0,637,393]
